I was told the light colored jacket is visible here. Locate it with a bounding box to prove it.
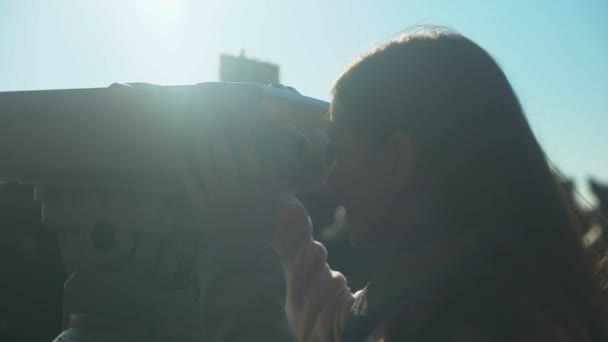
[197,196,364,342]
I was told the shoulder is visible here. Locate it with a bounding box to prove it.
[384,279,591,342]
[452,323,589,342]
[441,294,591,342]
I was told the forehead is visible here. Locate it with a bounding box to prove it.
[328,98,349,133]
[328,97,343,122]
[328,98,369,139]
[327,100,362,144]
[327,104,345,140]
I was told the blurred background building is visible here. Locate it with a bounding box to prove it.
[219,51,280,84]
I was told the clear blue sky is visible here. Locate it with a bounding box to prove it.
[1,0,606,205]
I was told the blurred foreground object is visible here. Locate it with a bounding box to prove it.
[0,182,65,341]
[0,82,330,341]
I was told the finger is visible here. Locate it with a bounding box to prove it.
[196,115,227,205]
[187,125,216,216]
[231,122,274,238]
[171,123,211,220]
[254,124,287,218]
[261,122,296,196]
[207,116,241,203]
[232,121,264,201]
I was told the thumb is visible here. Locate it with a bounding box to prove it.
[273,193,313,259]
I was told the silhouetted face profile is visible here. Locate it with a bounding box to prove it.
[325,30,575,250]
[327,30,605,340]
[327,100,415,248]
[325,30,541,249]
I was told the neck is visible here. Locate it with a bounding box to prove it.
[366,225,477,312]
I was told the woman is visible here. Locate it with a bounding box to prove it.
[194,29,607,341]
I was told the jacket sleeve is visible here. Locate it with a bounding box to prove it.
[197,241,298,342]
[273,195,355,342]
[197,195,356,342]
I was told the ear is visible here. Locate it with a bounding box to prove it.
[387,133,414,191]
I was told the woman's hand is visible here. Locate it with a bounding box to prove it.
[273,193,314,259]
[176,112,284,242]
[175,107,318,260]
[177,113,307,341]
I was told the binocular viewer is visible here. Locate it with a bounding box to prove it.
[0,82,330,340]
[0,82,331,191]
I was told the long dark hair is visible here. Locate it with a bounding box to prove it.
[331,29,606,339]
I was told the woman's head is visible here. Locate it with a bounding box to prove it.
[328,30,533,246]
[326,29,605,336]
